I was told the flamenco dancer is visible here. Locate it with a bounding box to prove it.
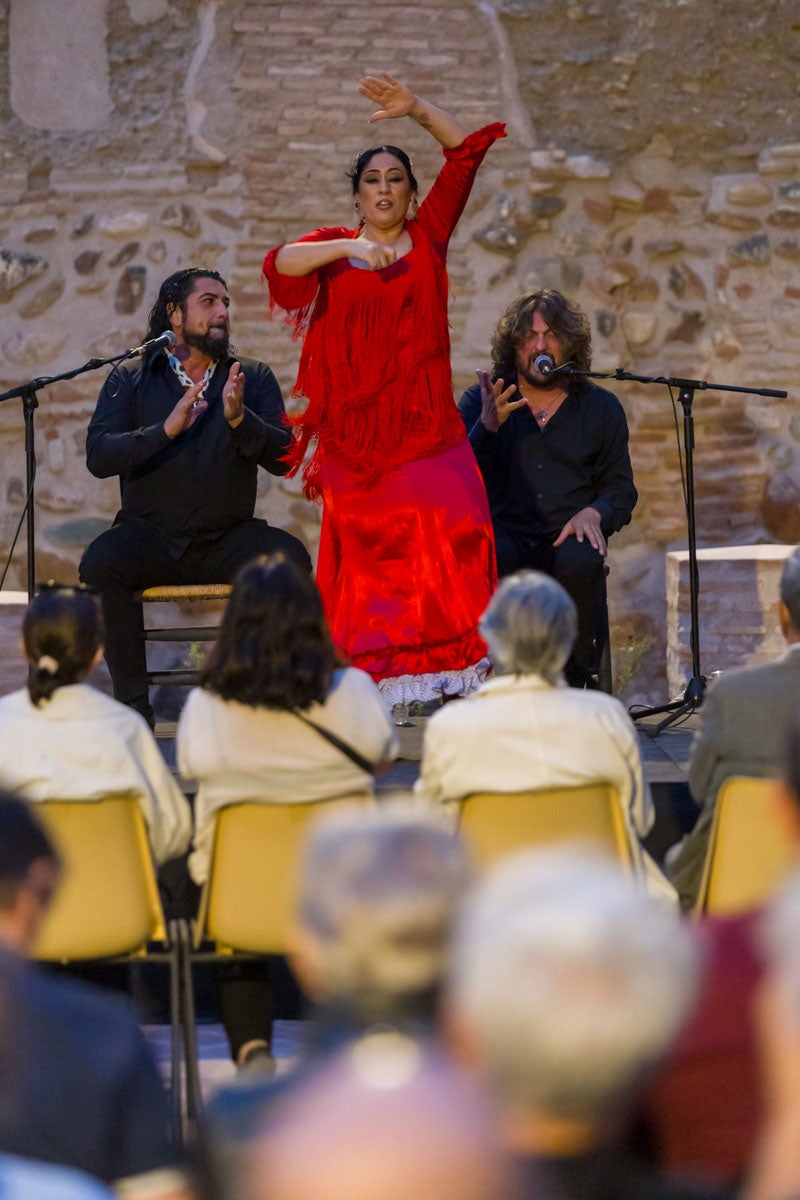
[263,72,505,711]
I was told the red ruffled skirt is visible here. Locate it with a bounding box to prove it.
[316,440,497,694]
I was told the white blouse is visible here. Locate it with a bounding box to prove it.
[177,667,398,883]
[415,673,676,907]
[0,683,191,865]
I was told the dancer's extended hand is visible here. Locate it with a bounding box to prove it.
[359,73,418,122]
[351,236,397,271]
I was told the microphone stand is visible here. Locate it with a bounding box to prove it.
[561,364,788,737]
[0,343,155,599]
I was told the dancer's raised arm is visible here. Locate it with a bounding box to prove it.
[274,72,470,278]
[358,72,468,148]
[275,235,399,277]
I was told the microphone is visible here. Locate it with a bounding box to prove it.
[534,354,571,377]
[126,330,178,357]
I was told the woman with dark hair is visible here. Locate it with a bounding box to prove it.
[176,556,398,889]
[263,73,505,713]
[176,556,397,1071]
[0,586,190,866]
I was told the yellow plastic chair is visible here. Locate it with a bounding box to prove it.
[195,795,374,955]
[33,796,166,959]
[457,783,634,870]
[693,776,792,917]
[31,797,187,1142]
[183,795,373,1117]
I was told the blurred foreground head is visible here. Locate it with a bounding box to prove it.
[292,801,473,1025]
[446,846,700,1134]
[245,1031,519,1200]
[0,794,60,955]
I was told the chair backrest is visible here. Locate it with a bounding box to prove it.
[32,796,166,961]
[457,783,633,869]
[198,796,374,955]
[693,775,791,916]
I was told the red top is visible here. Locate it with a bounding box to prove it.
[639,910,764,1185]
[263,123,506,498]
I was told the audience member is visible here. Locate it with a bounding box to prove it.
[0,1155,114,1200]
[444,845,714,1200]
[291,800,473,1033]
[178,556,397,889]
[0,795,192,1199]
[415,570,674,903]
[745,867,800,1200]
[670,545,800,908]
[639,704,800,1187]
[244,1030,520,1200]
[206,802,474,1195]
[0,585,190,868]
[176,556,398,1070]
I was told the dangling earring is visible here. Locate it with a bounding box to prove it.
[409,195,419,222]
[354,199,365,228]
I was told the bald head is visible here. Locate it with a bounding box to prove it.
[246,1033,518,1200]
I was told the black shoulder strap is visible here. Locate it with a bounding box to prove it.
[293,710,376,775]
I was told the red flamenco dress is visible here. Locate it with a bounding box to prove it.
[263,123,505,707]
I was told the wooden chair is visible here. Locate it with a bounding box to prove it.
[181,795,374,1119]
[137,584,233,689]
[693,775,792,917]
[31,797,189,1144]
[457,783,634,870]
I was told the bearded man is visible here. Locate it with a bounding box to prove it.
[80,268,311,725]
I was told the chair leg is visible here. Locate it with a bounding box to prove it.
[177,919,204,1134]
[167,920,185,1148]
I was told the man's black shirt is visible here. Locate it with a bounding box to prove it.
[86,349,292,554]
[458,378,637,538]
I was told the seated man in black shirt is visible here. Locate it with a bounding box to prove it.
[80,267,311,725]
[458,289,637,687]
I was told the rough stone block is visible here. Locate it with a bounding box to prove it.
[666,545,794,695]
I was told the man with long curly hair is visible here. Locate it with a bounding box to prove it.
[458,289,637,688]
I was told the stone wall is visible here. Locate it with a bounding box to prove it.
[0,0,798,702]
